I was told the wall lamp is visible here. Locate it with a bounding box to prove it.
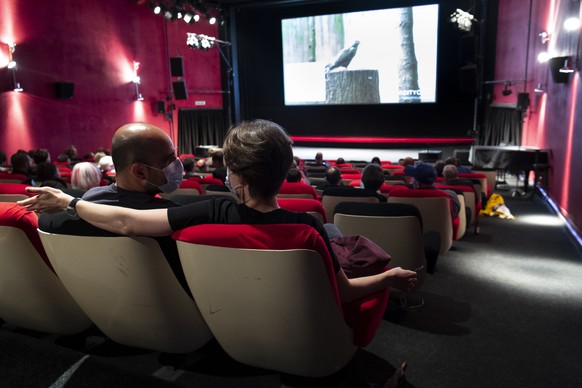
[133,61,144,100]
[6,43,22,92]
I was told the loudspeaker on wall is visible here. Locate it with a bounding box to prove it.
[55,82,74,99]
[516,93,530,111]
[459,65,478,94]
[173,80,188,100]
[170,57,184,77]
[156,101,166,114]
[548,56,571,84]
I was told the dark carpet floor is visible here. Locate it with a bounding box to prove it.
[1,190,581,387]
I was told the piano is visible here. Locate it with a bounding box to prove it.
[470,146,549,192]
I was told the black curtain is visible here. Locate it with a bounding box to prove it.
[178,109,228,154]
[481,106,523,146]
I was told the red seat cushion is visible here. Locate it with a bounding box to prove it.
[179,179,204,194]
[0,172,28,181]
[0,202,53,272]
[0,183,33,196]
[278,182,318,199]
[276,198,327,223]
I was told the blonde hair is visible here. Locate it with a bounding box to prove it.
[71,162,102,191]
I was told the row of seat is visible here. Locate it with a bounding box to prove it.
[0,202,389,377]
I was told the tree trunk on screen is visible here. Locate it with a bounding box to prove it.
[326,70,380,104]
[282,17,316,63]
[398,8,421,103]
[315,14,344,62]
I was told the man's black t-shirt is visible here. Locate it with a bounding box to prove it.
[167,197,341,273]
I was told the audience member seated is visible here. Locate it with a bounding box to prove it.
[434,160,446,177]
[33,123,189,295]
[405,163,461,219]
[10,151,33,181]
[371,156,381,165]
[32,162,67,189]
[315,166,344,190]
[182,157,197,179]
[286,168,303,183]
[71,162,102,191]
[98,155,116,183]
[22,119,417,307]
[306,152,328,168]
[443,164,476,189]
[361,164,387,202]
[445,156,471,173]
[58,145,82,166]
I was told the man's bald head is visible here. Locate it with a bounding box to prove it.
[111,123,174,173]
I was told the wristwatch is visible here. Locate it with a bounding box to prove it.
[66,197,81,217]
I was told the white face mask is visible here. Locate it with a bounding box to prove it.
[225,167,243,200]
[143,158,184,194]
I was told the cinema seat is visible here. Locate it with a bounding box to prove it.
[38,232,213,353]
[387,188,454,255]
[0,183,33,202]
[333,202,427,289]
[0,172,28,184]
[161,179,204,199]
[277,198,327,223]
[277,181,318,199]
[0,203,91,334]
[321,187,379,222]
[174,224,389,377]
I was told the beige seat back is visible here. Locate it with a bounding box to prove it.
[176,242,356,377]
[388,196,453,254]
[333,213,426,289]
[456,194,467,240]
[321,195,379,223]
[0,226,91,334]
[0,194,29,202]
[38,232,212,353]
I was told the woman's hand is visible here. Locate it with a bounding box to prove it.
[17,187,74,214]
[386,267,418,292]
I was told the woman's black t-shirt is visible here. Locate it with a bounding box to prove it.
[167,197,340,272]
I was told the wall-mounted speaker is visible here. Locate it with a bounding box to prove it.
[156,101,166,114]
[548,56,571,84]
[459,65,478,94]
[516,92,530,111]
[459,35,478,64]
[55,82,74,99]
[170,57,184,77]
[173,80,188,100]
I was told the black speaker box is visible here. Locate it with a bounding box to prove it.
[516,92,530,111]
[156,101,166,114]
[459,65,478,94]
[173,80,188,100]
[55,82,74,99]
[459,35,478,64]
[170,57,184,77]
[549,56,571,84]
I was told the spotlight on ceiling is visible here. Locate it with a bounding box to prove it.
[209,16,217,25]
[7,60,16,69]
[564,17,580,31]
[450,8,476,32]
[183,13,193,23]
[154,6,161,14]
[539,31,550,44]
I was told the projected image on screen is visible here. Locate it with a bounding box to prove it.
[282,4,439,105]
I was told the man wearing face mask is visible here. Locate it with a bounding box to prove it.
[80,123,183,208]
[38,123,193,296]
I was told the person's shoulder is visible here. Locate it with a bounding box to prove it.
[82,184,114,198]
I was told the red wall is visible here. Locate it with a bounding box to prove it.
[494,0,582,234]
[0,0,221,159]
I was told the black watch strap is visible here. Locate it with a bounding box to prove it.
[66,197,82,217]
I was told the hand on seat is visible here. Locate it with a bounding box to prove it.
[386,267,418,292]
